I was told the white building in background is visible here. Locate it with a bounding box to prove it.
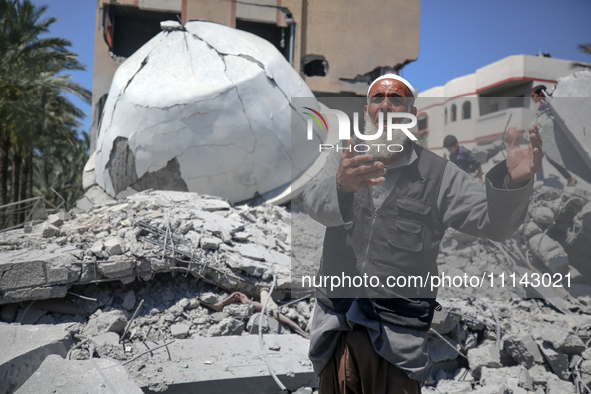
[415,55,575,155]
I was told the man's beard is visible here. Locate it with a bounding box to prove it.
[362,111,409,161]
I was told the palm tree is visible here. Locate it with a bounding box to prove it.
[571,43,591,70]
[0,0,90,226]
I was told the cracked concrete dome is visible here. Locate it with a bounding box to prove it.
[93,20,319,204]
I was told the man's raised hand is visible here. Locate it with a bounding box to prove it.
[505,126,542,188]
[336,138,387,193]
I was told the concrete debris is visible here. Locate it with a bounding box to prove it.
[528,233,570,274]
[0,323,73,394]
[0,190,296,306]
[538,341,570,380]
[14,355,143,394]
[84,310,128,336]
[468,342,502,379]
[480,365,533,391]
[503,334,544,368]
[545,377,576,393]
[123,334,315,393]
[121,290,136,311]
[170,323,190,339]
[580,359,591,387]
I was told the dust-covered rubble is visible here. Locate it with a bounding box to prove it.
[2,181,591,392]
[0,190,294,306]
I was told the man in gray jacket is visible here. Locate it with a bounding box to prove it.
[303,74,542,393]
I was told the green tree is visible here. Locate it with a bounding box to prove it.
[0,0,90,226]
[571,43,591,70]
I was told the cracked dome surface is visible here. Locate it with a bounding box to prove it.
[94,21,319,203]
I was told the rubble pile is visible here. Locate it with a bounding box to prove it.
[421,294,591,393]
[420,182,591,393]
[0,190,298,307]
[0,190,318,393]
[2,176,591,393]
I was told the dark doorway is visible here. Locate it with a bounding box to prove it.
[104,5,179,58]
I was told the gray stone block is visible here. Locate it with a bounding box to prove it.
[85,310,127,336]
[171,323,191,339]
[503,334,544,368]
[538,341,570,380]
[201,237,222,250]
[97,258,134,278]
[226,253,268,278]
[122,290,136,311]
[580,359,591,388]
[433,380,473,393]
[468,342,502,379]
[480,365,532,392]
[530,206,554,227]
[528,233,570,274]
[104,236,124,256]
[528,364,553,385]
[15,355,143,394]
[125,334,316,393]
[234,243,270,262]
[0,323,73,394]
[546,377,576,394]
[431,309,460,335]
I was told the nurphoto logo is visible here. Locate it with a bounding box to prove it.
[303,108,418,153]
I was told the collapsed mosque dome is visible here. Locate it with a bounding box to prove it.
[93,20,321,204]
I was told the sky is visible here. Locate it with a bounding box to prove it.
[31,0,591,134]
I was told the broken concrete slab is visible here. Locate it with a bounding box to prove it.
[125,334,316,393]
[580,359,591,387]
[528,233,570,274]
[0,323,73,394]
[430,379,473,393]
[537,341,570,380]
[546,377,576,394]
[104,236,125,256]
[84,310,128,336]
[15,355,143,394]
[431,309,460,335]
[503,334,544,369]
[480,365,533,392]
[170,323,190,339]
[528,364,554,385]
[468,342,502,379]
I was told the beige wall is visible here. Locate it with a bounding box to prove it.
[302,0,420,94]
[185,0,232,25]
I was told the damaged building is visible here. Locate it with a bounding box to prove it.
[91,0,421,151]
[88,0,420,204]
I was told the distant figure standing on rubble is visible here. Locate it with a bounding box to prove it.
[443,135,484,184]
[531,85,577,186]
[304,74,543,393]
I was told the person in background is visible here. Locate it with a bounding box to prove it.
[443,135,484,184]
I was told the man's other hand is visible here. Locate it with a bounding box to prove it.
[505,126,542,189]
[337,138,387,193]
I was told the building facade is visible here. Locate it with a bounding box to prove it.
[91,0,421,149]
[414,55,575,155]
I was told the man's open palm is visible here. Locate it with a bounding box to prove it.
[505,126,542,188]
